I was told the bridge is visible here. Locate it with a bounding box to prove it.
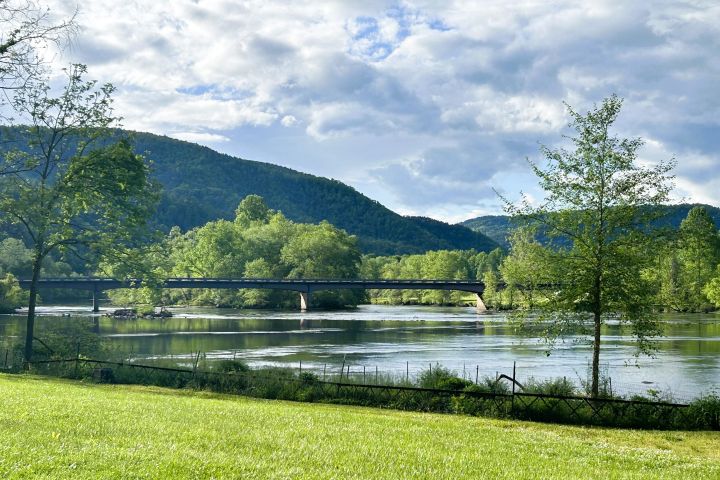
[19,277,488,312]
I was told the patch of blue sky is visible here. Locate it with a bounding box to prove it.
[348,17,395,61]
[359,41,396,61]
[348,19,403,60]
[176,84,256,102]
[176,84,216,96]
[348,4,450,61]
[384,4,413,41]
[427,18,451,32]
[352,16,381,40]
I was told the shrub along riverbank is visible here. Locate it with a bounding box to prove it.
[23,358,720,431]
[2,374,719,479]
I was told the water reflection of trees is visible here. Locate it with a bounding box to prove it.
[2,310,719,366]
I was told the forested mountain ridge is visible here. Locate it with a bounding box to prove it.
[0,127,496,255]
[461,204,720,248]
[129,132,498,254]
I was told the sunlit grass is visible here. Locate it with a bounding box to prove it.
[1,374,719,479]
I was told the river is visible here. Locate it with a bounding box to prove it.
[1,304,718,401]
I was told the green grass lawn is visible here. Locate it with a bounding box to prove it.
[1,375,719,479]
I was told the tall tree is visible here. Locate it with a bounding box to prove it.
[0,64,157,362]
[504,95,675,397]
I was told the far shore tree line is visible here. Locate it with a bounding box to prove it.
[2,199,719,314]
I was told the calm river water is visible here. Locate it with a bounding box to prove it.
[2,304,719,401]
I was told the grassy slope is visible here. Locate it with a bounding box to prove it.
[1,375,719,479]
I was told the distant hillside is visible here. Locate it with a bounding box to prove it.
[459,215,518,248]
[405,216,500,251]
[126,132,498,255]
[461,204,720,248]
[0,127,498,255]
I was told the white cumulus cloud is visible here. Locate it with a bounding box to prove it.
[35,0,720,221]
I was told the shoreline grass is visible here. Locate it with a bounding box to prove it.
[2,374,720,479]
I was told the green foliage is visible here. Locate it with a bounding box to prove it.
[500,227,556,309]
[687,394,720,430]
[234,194,272,225]
[0,273,26,313]
[84,131,498,256]
[30,319,106,360]
[282,221,365,307]
[282,221,361,279]
[460,215,517,248]
[24,359,720,432]
[481,270,501,309]
[522,377,577,396]
[215,359,250,374]
[675,207,720,310]
[472,247,504,278]
[418,365,473,391]
[643,206,720,312]
[0,64,157,361]
[504,95,675,397]
[467,205,720,314]
[362,249,494,306]
[0,238,33,277]
[106,195,364,309]
[703,269,720,308]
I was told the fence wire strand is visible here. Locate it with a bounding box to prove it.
[21,357,718,431]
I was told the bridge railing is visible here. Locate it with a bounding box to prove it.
[17,277,490,311]
[22,277,485,284]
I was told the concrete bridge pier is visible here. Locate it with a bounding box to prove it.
[475,293,487,314]
[300,291,311,311]
[92,287,100,313]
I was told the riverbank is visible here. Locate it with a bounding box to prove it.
[3,305,720,400]
[2,374,720,479]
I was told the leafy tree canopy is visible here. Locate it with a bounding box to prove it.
[502,95,675,397]
[0,64,157,361]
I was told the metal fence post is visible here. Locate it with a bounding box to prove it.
[511,361,516,414]
[75,341,80,377]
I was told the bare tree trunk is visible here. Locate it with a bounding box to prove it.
[23,253,43,366]
[591,275,602,398]
[592,310,601,398]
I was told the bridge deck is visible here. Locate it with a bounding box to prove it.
[19,277,486,294]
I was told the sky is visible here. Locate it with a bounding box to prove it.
[42,0,720,223]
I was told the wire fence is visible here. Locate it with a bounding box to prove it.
[3,344,709,404]
[203,358,703,403]
[20,356,720,431]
